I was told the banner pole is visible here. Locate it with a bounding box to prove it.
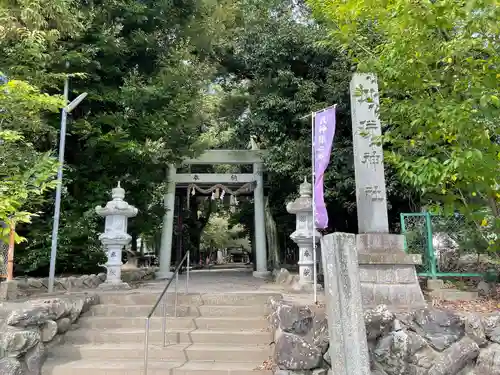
[311,111,317,304]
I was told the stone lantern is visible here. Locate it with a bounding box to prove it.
[95,182,138,290]
[286,178,321,285]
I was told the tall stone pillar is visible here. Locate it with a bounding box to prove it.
[95,183,138,290]
[157,164,176,279]
[286,178,321,285]
[350,73,425,307]
[253,162,269,278]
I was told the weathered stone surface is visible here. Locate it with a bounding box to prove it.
[0,326,40,355]
[0,294,99,375]
[0,357,23,375]
[40,320,58,342]
[24,342,46,375]
[269,298,500,375]
[14,268,156,295]
[278,303,313,335]
[427,337,480,375]
[364,305,395,341]
[483,315,500,343]
[0,280,19,301]
[56,318,71,334]
[461,313,488,347]
[309,310,328,353]
[373,329,435,375]
[69,298,84,323]
[6,306,53,327]
[411,308,465,351]
[275,332,323,370]
[475,344,500,375]
[274,269,292,285]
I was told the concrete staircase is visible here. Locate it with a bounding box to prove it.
[43,292,278,375]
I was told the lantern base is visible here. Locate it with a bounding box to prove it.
[97,281,131,291]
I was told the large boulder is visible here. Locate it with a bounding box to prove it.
[268,299,500,375]
[275,332,323,370]
[0,293,99,375]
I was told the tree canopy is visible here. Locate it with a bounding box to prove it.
[308,0,499,250]
[2,0,496,276]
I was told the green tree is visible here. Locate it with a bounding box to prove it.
[212,0,420,254]
[308,0,499,250]
[0,78,62,243]
[1,0,238,273]
[201,213,247,254]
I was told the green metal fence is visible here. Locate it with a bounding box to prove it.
[400,212,491,279]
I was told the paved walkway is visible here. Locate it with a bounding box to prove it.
[135,269,325,305]
[141,269,271,293]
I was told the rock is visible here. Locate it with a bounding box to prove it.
[82,293,100,313]
[309,310,328,353]
[0,357,23,375]
[457,364,477,375]
[461,313,488,347]
[56,318,71,334]
[24,342,46,375]
[97,273,107,282]
[6,306,52,327]
[40,320,58,342]
[0,295,98,375]
[482,315,500,344]
[69,298,84,323]
[0,326,40,355]
[427,337,480,375]
[323,350,332,367]
[411,308,465,351]
[275,332,323,370]
[477,281,491,297]
[275,268,292,284]
[27,279,44,289]
[312,369,327,375]
[373,329,431,375]
[475,343,500,375]
[31,298,70,320]
[364,305,395,341]
[277,303,313,335]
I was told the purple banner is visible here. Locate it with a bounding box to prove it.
[313,107,336,229]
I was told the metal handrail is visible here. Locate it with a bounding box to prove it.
[144,250,190,375]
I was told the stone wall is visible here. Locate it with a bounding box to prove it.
[268,297,500,375]
[15,267,157,295]
[0,293,99,374]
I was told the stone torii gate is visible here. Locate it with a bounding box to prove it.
[156,148,270,279]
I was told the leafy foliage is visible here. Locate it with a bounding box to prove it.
[0,78,62,244]
[308,0,499,250]
[201,213,248,253]
[212,0,419,240]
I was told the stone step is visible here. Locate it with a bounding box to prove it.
[64,328,272,345]
[43,359,272,375]
[86,304,268,318]
[429,289,479,301]
[49,343,271,362]
[77,316,270,331]
[97,292,280,306]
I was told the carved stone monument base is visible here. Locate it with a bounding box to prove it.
[357,233,425,307]
[98,281,131,291]
[252,270,271,279]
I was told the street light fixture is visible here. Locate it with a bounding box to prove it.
[48,73,88,293]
